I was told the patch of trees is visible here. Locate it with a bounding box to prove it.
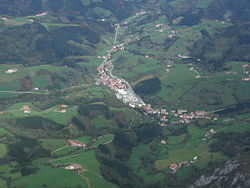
[98,0,134,20]
[49,26,95,58]
[210,131,250,157]
[21,76,33,91]
[164,38,178,51]
[0,0,42,16]
[60,26,100,44]
[216,101,250,116]
[96,144,142,188]
[135,123,162,143]
[71,117,85,131]
[217,0,250,22]
[112,131,137,160]
[191,23,250,71]
[169,125,188,136]
[15,116,64,131]
[78,103,113,119]
[0,23,99,65]
[48,0,64,12]
[179,13,201,26]
[134,78,161,96]
[96,121,165,187]
[8,136,50,176]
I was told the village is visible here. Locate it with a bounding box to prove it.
[93,20,226,175]
[94,23,223,129]
[0,9,248,180]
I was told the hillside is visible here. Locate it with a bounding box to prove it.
[0,0,137,66]
[0,0,249,188]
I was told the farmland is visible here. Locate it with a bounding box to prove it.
[0,0,249,188]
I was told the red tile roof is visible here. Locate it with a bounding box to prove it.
[68,140,85,146]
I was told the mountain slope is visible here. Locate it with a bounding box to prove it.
[0,0,138,65]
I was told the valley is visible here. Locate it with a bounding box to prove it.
[0,0,250,188]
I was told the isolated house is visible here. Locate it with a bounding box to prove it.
[65,163,82,170]
[170,163,179,172]
[5,68,18,74]
[68,140,86,148]
[22,105,30,110]
[24,110,31,114]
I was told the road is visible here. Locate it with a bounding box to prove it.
[0,83,92,96]
[0,90,44,94]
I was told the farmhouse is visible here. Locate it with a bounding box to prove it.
[155,24,163,27]
[5,68,18,74]
[205,129,216,139]
[169,163,179,172]
[178,54,190,59]
[161,140,167,144]
[242,77,250,81]
[24,110,31,114]
[60,109,67,113]
[54,109,67,113]
[68,140,86,147]
[22,105,30,110]
[65,163,82,170]
[35,12,48,17]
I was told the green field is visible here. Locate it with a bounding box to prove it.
[41,139,69,152]
[0,162,21,183]
[91,134,114,147]
[12,150,117,188]
[0,127,12,137]
[1,103,78,125]
[0,178,7,188]
[12,164,89,188]
[0,64,86,98]
[51,150,117,188]
[128,144,149,169]
[0,144,7,158]
[0,80,21,91]
[147,62,250,110]
[91,115,117,129]
[0,3,249,188]
[127,123,228,176]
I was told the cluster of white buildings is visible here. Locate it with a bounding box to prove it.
[97,43,145,108]
[111,43,126,53]
[98,66,145,108]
